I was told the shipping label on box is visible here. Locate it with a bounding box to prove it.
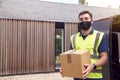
[60,50,91,78]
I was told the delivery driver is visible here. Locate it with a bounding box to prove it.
[60,10,108,80]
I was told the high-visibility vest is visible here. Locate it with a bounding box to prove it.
[70,30,104,78]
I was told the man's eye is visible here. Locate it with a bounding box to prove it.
[80,17,89,21]
[85,17,89,20]
[80,18,83,21]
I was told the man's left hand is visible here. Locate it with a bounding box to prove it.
[82,64,94,79]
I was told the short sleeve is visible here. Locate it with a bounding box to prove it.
[98,34,108,53]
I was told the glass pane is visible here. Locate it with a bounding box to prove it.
[55,29,64,69]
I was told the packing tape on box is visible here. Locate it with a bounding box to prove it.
[67,54,72,63]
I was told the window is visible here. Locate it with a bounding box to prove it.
[55,22,64,69]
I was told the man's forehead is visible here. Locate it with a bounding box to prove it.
[80,14,90,17]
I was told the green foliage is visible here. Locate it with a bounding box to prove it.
[81,0,85,4]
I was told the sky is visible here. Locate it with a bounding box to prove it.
[86,0,120,8]
[41,0,120,9]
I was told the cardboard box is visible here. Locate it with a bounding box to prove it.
[60,50,91,78]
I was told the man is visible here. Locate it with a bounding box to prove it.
[69,11,108,80]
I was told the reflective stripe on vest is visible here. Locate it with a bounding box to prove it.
[71,34,76,49]
[92,69,102,73]
[91,32,100,59]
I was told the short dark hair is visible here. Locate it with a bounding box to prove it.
[78,11,93,20]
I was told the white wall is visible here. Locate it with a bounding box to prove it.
[118,33,120,63]
[115,32,120,63]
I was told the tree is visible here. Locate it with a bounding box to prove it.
[79,0,86,4]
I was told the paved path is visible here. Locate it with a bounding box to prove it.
[0,72,73,80]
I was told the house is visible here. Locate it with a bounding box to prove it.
[0,0,120,77]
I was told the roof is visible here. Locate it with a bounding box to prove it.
[0,0,120,22]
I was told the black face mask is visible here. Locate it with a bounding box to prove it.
[78,21,92,31]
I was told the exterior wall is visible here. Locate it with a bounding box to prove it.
[0,18,78,75]
[0,19,55,75]
[65,22,78,51]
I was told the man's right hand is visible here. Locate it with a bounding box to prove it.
[59,68,64,77]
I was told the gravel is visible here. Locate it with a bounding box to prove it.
[0,72,73,80]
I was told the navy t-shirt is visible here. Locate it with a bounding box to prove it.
[70,28,108,53]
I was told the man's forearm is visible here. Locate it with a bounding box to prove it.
[94,52,108,67]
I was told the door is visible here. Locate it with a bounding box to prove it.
[111,15,120,80]
[92,18,111,80]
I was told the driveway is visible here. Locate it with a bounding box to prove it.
[0,72,73,80]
